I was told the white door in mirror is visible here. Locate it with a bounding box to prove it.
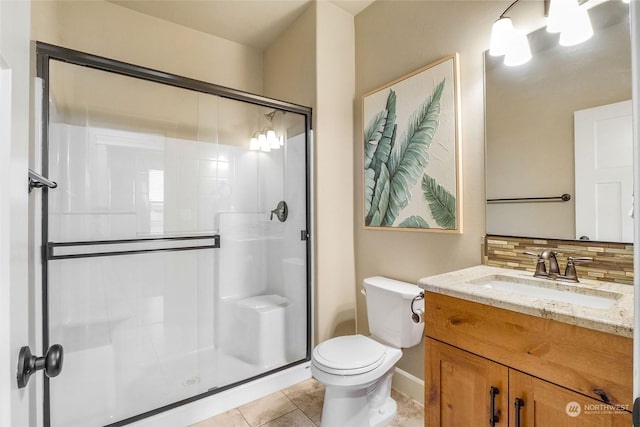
[574,100,633,242]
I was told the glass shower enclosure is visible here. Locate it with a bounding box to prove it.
[36,43,311,427]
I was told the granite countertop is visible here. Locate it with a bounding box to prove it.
[417,265,633,338]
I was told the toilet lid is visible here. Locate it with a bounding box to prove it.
[313,335,386,375]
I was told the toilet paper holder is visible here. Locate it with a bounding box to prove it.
[411,291,424,323]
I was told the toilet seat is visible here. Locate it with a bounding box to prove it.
[312,335,386,375]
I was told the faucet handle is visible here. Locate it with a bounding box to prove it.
[522,251,548,277]
[559,256,592,282]
[523,251,541,258]
[568,256,592,263]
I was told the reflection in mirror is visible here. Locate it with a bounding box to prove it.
[485,0,631,242]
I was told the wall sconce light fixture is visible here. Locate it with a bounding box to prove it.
[489,0,532,66]
[490,0,597,67]
[250,110,285,152]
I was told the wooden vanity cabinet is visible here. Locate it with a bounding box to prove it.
[426,338,508,427]
[424,292,632,427]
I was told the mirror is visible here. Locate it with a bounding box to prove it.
[485,0,631,242]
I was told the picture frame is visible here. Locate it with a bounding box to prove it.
[362,54,462,233]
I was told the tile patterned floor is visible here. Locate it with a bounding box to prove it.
[191,378,424,427]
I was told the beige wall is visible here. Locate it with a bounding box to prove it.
[354,0,500,380]
[315,1,356,340]
[265,0,357,343]
[264,4,316,110]
[31,0,263,95]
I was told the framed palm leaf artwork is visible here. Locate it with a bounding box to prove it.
[362,54,462,232]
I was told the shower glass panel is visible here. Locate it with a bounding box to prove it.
[43,53,309,427]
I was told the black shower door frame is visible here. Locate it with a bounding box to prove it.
[36,41,313,427]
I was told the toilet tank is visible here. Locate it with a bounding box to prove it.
[363,276,424,348]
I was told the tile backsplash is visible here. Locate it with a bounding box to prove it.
[484,235,633,285]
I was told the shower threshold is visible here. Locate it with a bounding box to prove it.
[51,344,310,427]
[128,361,311,427]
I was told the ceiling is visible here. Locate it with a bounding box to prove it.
[110,0,375,51]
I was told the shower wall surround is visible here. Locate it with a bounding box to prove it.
[48,124,283,241]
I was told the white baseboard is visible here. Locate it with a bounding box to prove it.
[391,367,424,405]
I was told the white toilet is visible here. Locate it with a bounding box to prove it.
[311,276,424,427]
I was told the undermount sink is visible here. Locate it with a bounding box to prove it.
[467,274,621,310]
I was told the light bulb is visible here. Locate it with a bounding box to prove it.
[489,17,514,56]
[547,0,572,33]
[559,4,593,46]
[258,134,270,152]
[504,31,531,66]
[267,130,280,149]
[249,137,260,151]
[279,135,284,147]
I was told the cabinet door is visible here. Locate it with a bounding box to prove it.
[509,370,632,427]
[425,338,509,427]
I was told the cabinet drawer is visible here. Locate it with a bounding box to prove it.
[424,292,632,407]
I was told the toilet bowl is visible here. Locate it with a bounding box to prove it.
[311,335,402,427]
[311,277,424,427]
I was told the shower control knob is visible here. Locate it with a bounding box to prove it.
[270,201,288,222]
[16,344,64,388]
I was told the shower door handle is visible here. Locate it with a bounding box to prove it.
[17,344,64,388]
[28,169,57,193]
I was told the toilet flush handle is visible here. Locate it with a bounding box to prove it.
[411,291,424,323]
